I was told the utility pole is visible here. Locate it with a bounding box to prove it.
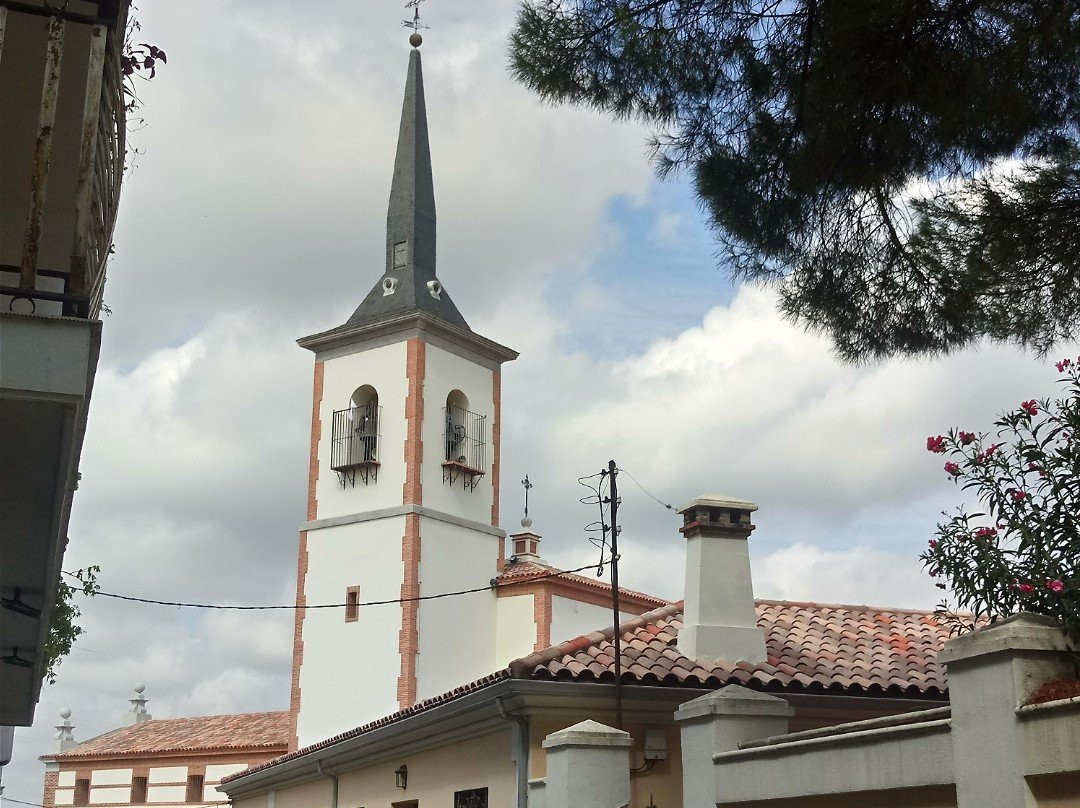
[607,459,623,729]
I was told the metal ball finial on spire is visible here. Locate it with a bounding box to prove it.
[404,0,428,48]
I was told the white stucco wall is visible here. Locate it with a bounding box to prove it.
[315,341,409,518]
[416,517,500,700]
[53,790,74,805]
[550,596,637,645]
[148,768,186,784]
[89,786,131,804]
[146,786,187,803]
[204,764,249,781]
[420,343,496,526]
[90,769,132,786]
[496,592,536,665]
[58,772,76,788]
[296,517,406,747]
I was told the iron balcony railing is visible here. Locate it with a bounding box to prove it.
[444,405,486,473]
[330,403,381,472]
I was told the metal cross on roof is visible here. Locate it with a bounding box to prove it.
[521,474,533,519]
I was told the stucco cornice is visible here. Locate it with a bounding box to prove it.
[297,312,518,368]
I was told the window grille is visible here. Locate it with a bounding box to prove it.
[454,787,488,808]
[131,777,148,804]
[442,405,486,490]
[74,779,90,807]
[185,775,204,804]
[330,402,381,485]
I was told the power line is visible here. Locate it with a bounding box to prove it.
[3,798,47,808]
[61,563,608,612]
[617,467,676,511]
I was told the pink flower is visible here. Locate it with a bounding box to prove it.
[958,431,976,445]
[1012,489,1028,502]
[1056,358,1073,373]
[1021,400,1038,416]
[944,461,961,476]
[928,568,938,578]
[1018,583,1035,594]
[928,539,938,549]
[977,444,999,463]
[973,527,997,540]
[1046,579,1065,593]
[926,435,946,453]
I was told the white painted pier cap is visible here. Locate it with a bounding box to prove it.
[542,720,632,808]
[677,494,767,665]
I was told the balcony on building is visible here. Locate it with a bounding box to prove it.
[0,0,129,727]
[442,393,486,490]
[330,399,382,486]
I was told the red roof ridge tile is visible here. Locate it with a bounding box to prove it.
[495,560,670,606]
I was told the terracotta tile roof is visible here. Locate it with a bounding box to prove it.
[224,598,951,784]
[509,600,951,698]
[222,672,511,783]
[43,711,290,761]
[495,560,670,608]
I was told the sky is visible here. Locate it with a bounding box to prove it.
[2,0,1074,801]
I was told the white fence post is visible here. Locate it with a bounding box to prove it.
[541,720,631,808]
[675,685,794,807]
[939,612,1073,808]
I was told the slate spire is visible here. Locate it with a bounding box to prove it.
[345,47,468,329]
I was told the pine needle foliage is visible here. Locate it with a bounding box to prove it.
[510,0,1080,361]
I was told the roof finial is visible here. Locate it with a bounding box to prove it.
[124,682,152,725]
[404,0,427,48]
[521,474,533,529]
[54,708,77,753]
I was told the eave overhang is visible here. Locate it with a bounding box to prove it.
[297,311,518,369]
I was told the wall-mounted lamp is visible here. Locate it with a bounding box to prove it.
[394,764,408,790]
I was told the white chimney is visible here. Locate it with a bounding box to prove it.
[123,683,152,725]
[676,495,766,664]
[54,709,77,753]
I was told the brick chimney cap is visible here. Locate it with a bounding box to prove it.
[678,495,758,514]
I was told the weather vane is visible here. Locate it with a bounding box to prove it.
[404,0,428,47]
[521,475,534,526]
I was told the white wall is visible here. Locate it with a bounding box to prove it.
[316,341,409,518]
[496,592,536,665]
[550,596,637,646]
[148,768,186,784]
[415,517,500,701]
[89,786,130,804]
[420,343,496,526]
[90,769,132,786]
[296,517,406,747]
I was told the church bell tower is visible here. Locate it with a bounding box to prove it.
[288,43,518,749]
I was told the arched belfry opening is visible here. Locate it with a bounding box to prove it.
[330,384,381,486]
[443,389,485,490]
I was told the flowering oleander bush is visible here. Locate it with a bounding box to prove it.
[921,360,1080,640]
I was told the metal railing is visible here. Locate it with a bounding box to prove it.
[330,403,381,471]
[444,405,486,473]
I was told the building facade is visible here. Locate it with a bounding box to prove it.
[1,0,130,730]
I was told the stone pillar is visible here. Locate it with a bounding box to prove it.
[54,709,77,753]
[938,612,1072,808]
[542,720,631,808]
[123,683,152,725]
[675,685,794,808]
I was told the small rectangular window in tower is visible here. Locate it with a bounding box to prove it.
[345,586,360,622]
[185,774,204,804]
[74,779,90,806]
[131,776,148,804]
[393,241,407,268]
